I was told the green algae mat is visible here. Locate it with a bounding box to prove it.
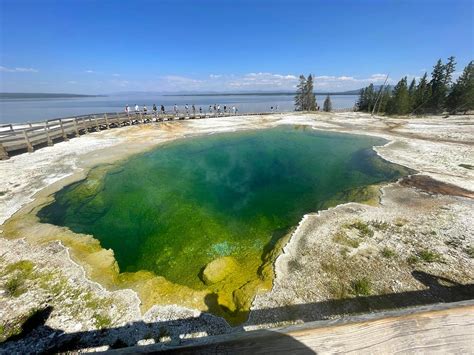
[38,125,410,322]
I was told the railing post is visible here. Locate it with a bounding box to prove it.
[0,142,8,160]
[139,112,143,124]
[82,117,89,134]
[44,121,53,146]
[104,113,110,129]
[22,129,34,152]
[93,115,100,131]
[73,118,80,136]
[59,118,69,141]
[128,113,132,126]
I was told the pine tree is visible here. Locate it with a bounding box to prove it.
[377,87,392,113]
[356,88,367,111]
[365,84,377,112]
[444,56,456,86]
[408,78,417,112]
[413,72,431,115]
[447,61,474,114]
[427,59,446,113]
[294,75,307,111]
[356,84,377,112]
[323,95,332,112]
[387,77,410,115]
[304,74,317,111]
[427,58,456,113]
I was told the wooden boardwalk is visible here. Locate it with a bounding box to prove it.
[106,300,474,354]
[0,111,271,160]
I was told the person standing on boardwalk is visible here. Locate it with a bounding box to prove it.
[125,105,130,115]
[134,104,140,115]
[224,105,227,113]
[232,106,236,115]
[174,104,178,117]
[143,104,148,122]
[192,104,196,116]
[185,104,189,115]
[199,107,202,116]
[217,104,221,114]
[152,104,157,120]
[160,105,165,121]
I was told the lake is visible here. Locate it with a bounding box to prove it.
[0,94,359,124]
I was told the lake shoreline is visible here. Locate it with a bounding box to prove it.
[1,112,473,351]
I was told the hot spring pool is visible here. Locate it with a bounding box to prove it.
[38,125,411,321]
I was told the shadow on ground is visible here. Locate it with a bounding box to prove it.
[2,271,473,353]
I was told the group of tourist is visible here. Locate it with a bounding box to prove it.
[124,104,240,119]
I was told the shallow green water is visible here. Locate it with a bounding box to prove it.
[38,126,409,290]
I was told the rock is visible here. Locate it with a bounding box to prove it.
[201,257,238,285]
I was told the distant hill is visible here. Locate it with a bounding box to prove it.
[0,93,104,99]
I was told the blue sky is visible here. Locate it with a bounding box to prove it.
[0,0,472,93]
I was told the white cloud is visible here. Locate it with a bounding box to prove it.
[368,73,388,81]
[337,76,356,81]
[85,70,95,73]
[67,81,77,84]
[0,66,38,73]
[112,73,121,77]
[150,72,395,92]
[227,72,299,88]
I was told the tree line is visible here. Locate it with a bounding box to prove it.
[356,57,473,115]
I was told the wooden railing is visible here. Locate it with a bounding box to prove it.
[0,111,275,159]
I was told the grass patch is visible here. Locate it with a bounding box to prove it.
[370,220,391,231]
[93,313,112,329]
[346,220,374,238]
[3,260,35,298]
[351,277,372,296]
[332,231,359,248]
[418,250,442,263]
[407,255,420,265]
[4,260,34,275]
[5,277,26,297]
[381,247,396,259]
